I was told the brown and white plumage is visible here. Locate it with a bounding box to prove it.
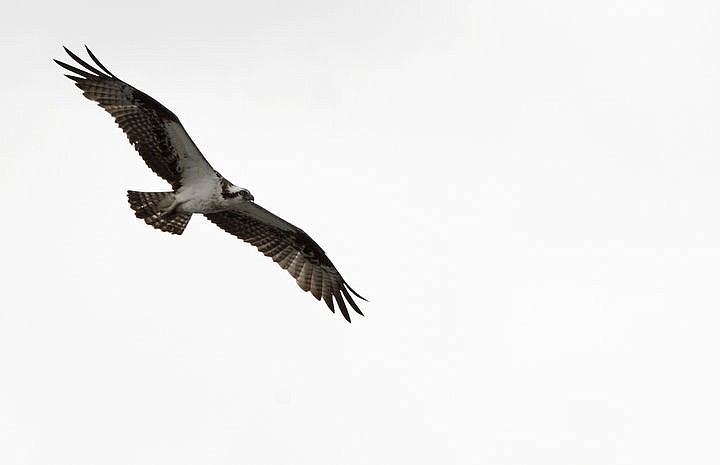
[55,46,366,322]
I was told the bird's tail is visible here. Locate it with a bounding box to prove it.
[127,190,192,235]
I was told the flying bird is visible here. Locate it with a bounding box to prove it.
[55,46,366,322]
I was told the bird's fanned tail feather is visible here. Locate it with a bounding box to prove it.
[127,190,192,235]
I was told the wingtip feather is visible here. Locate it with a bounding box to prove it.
[341,286,365,317]
[84,45,117,78]
[323,296,335,314]
[345,283,368,302]
[61,45,112,79]
[335,290,351,323]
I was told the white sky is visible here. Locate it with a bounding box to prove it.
[1,1,719,463]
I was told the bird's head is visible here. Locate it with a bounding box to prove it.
[231,187,254,202]
[239,188,254,202]
[221,181,255,202]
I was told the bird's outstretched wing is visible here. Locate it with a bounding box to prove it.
[55,46,216,190]
[205,203,366,322]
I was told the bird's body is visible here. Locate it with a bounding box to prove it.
[171,176,246,215]
[55,46,365,322]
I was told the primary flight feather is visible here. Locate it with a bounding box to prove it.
[55,46,366,322]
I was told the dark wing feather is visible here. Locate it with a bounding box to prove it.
[205,203,366,322]
[55,46,216,190]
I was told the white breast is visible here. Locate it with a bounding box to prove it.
[175,178,226,214]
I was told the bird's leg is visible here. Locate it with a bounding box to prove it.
[156,194,180,217]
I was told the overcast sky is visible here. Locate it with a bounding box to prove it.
[1,1,719,464]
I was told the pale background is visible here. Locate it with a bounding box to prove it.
[1,1,719,464]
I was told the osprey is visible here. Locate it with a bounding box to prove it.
[55,46,366,322]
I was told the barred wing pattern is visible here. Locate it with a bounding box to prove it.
[54,46,215,190]
[205,204,366,322]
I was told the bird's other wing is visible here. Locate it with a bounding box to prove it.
[55,46,216,190]
[205,203,366,322]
